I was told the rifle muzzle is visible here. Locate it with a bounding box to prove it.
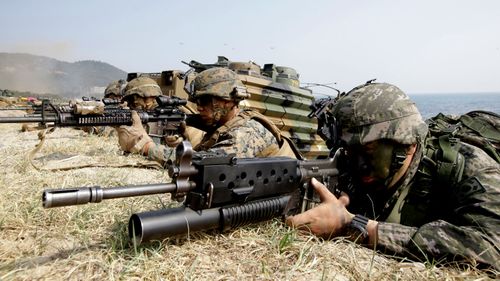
[42,183,179,208]
[43,186,103,208]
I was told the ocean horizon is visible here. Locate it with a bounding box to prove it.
[408,93,499,119]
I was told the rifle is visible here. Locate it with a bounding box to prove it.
[0,107,34,111]
[42,141,341,244]
[0,96,190,137]
[0,97,113,113]
[181,56,230,73]
[0,101,47,113]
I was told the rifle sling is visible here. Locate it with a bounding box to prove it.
[27,128,163,171]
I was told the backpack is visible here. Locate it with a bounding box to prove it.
[426,110,500,164]
[396,111,500,225]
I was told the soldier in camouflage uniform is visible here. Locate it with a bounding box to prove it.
[122,77,161,110]
[117,76,204,146]
[104,79,127,100]
[116,67,300,163]
[286,82,499,270]
[79,80,128,135]
[120,76,174,144]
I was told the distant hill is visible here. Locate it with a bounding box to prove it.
[0,53,127,97]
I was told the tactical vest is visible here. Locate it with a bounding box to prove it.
[194,109,302,159]
[385,111,500,225]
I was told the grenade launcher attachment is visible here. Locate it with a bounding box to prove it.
[42,141,341,244]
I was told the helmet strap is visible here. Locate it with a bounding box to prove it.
[384,145,410,186]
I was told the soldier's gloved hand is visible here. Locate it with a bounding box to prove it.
[165,135,184,147]
[183,126,205,147]
[164,121,186,147]
[116,111,153,154]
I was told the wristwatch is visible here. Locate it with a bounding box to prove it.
[346,214,369,243]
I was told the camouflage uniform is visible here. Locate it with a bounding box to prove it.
[146,67,300,164]
[147,109,299,163]
[122,77,164,141]
[122,77,162,108]
[331,82,500,270]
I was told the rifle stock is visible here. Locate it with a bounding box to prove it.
[42,141,341,244]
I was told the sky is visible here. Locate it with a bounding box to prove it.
[1,0,500,95]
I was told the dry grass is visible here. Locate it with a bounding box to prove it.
[0,111,496,280]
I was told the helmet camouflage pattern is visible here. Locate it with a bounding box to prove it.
[123,77,162,99]
[331,82,428,146]
[104,79,127,98]
[190,67,248,101]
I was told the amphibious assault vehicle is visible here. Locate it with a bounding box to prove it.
[127,56,328,159]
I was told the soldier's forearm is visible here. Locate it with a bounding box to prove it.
[376,222,417,255]
[376,220,500,269]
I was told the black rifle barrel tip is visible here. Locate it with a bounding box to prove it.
[42,189,74,208]
[42,190,50,208]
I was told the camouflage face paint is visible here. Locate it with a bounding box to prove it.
[196,96,232,126]
[349,140,395,189]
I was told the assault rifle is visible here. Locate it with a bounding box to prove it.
[0,96,190,137]
[0,107,34,111]
[42,141,341,244]
[0,97,116,113]
[0,101,46,113]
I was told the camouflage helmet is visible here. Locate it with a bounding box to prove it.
[190,67,249,102]
[331,82,428,146]
[123,77,162,99]
[104,79,127,98]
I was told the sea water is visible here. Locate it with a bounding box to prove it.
[409,93,500,119]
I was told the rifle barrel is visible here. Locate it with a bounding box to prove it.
[0,116,57,123]
[0,107,33,110]
[43,183,178,208]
